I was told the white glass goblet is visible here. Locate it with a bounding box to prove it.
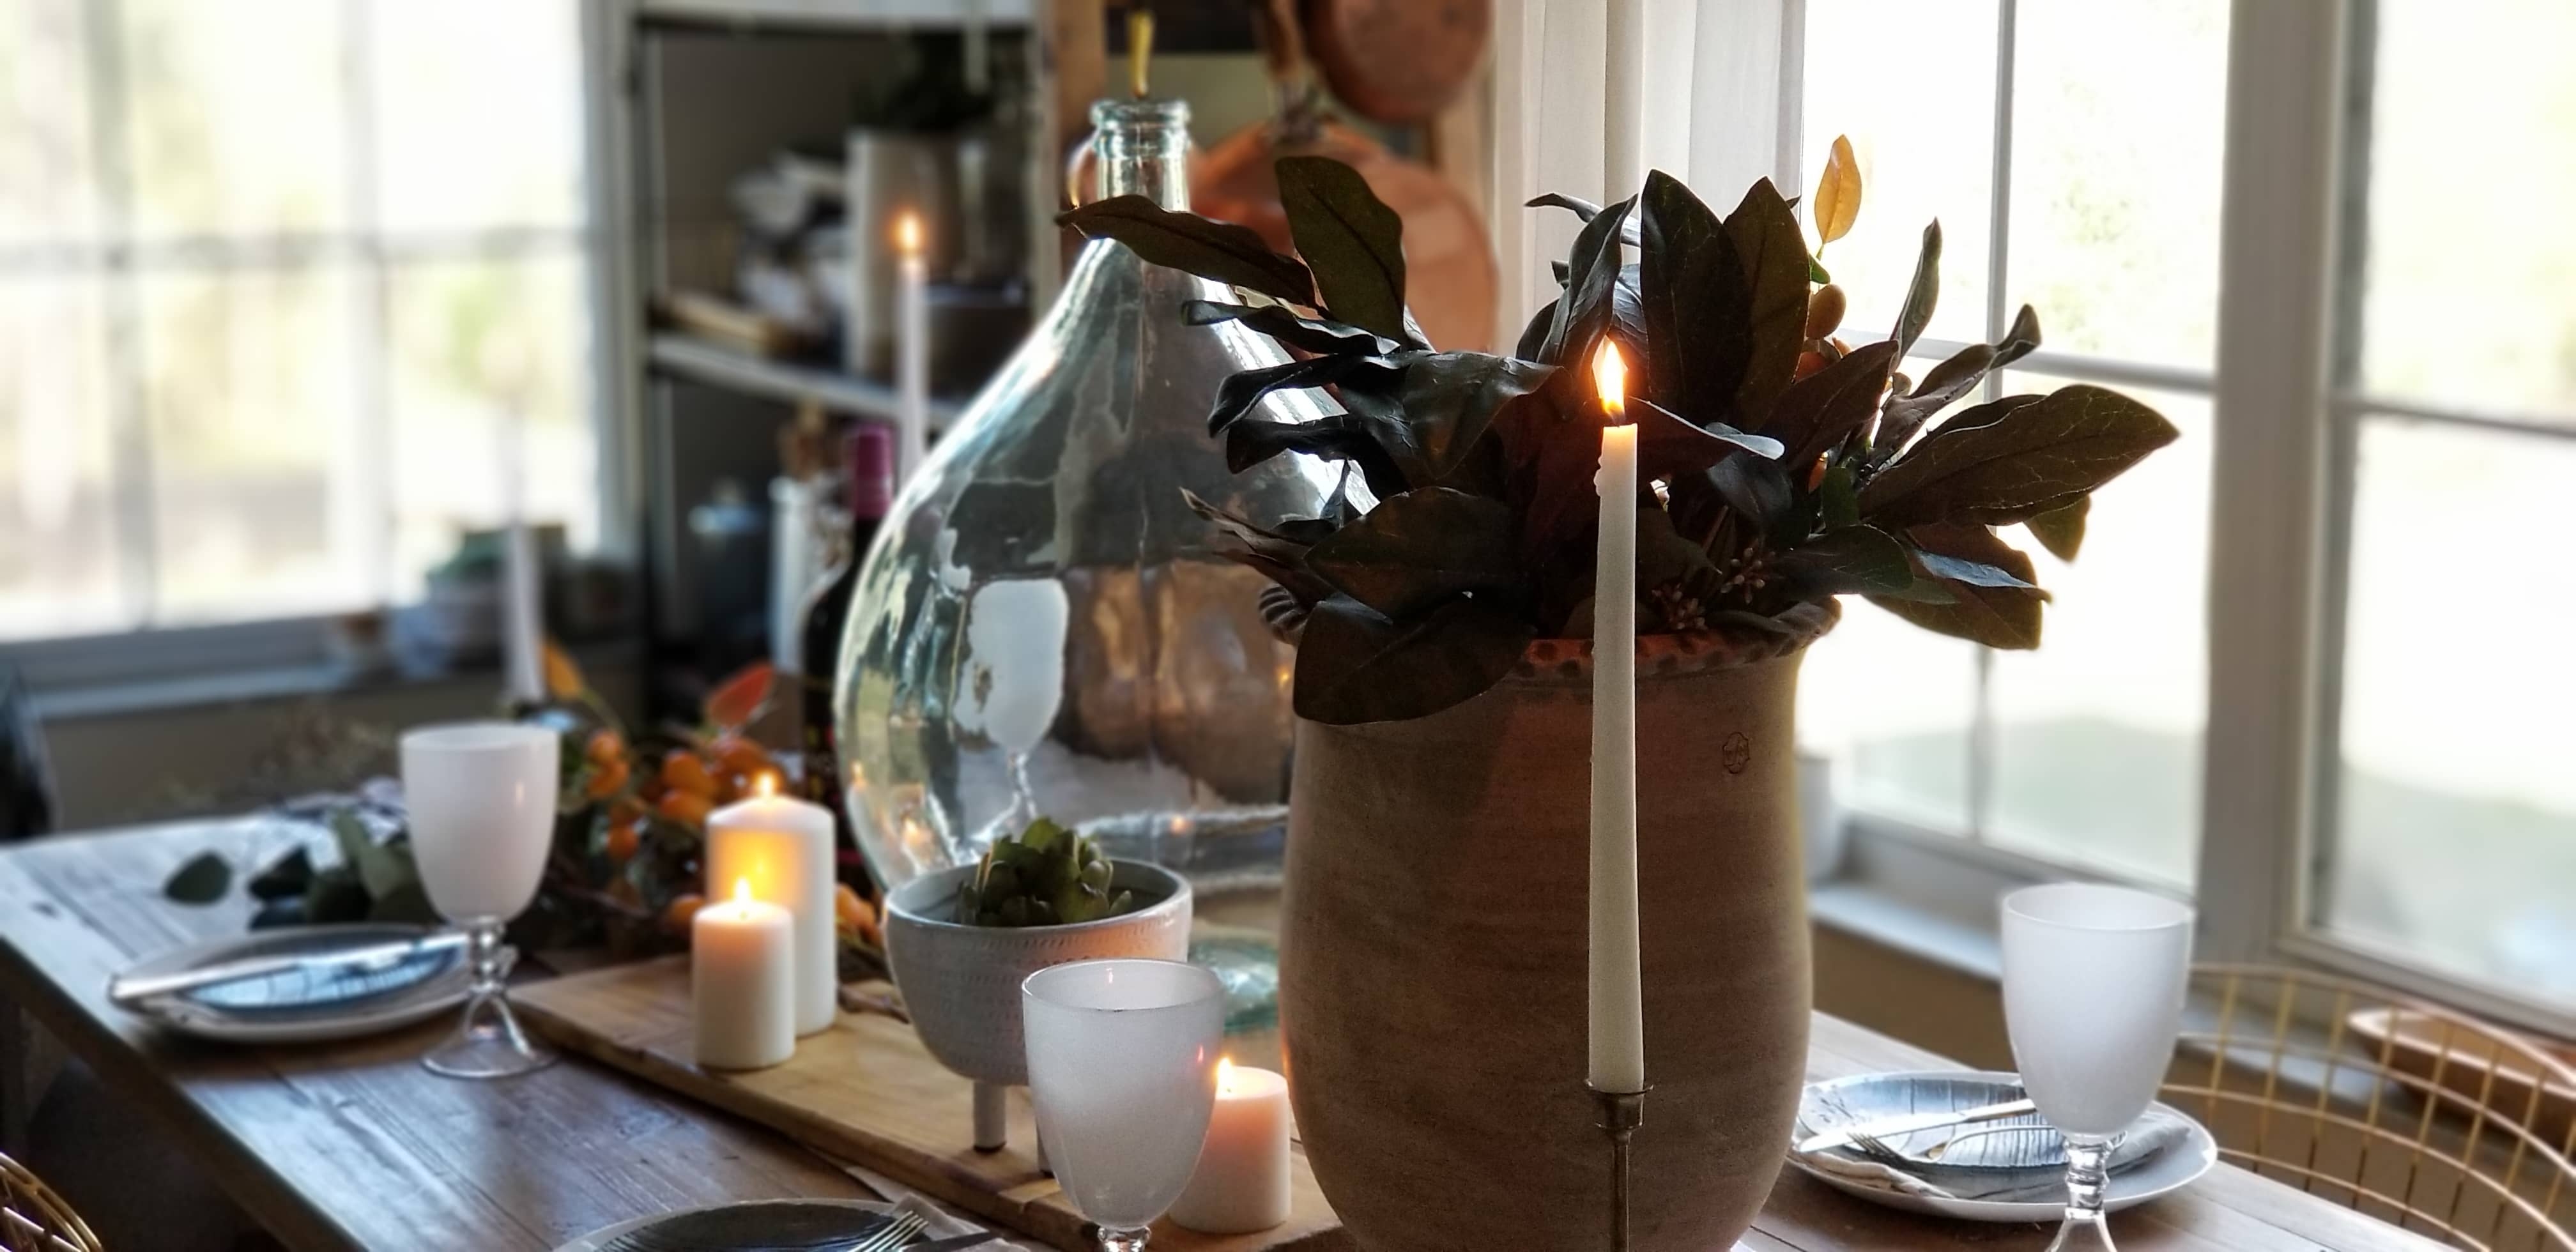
[401,722,561,1079]
[2001,883,2194,1251]
[1023,958,1225,1252]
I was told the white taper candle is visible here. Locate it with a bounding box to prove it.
[1588,342,1644,1095]
[894,211,931,487]
[1604,0,1646,201]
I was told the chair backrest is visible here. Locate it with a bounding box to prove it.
[0,1152,99,1252]
[2162,963,2576,1251]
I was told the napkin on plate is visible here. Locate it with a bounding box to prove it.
[1791,1108,2196,1203]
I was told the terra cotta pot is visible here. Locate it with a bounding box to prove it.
[1280,604,1835,1251]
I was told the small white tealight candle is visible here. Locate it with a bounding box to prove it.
[692,878,795,1071]
[1169,1057,1292,1234]
[706,775,839,1035]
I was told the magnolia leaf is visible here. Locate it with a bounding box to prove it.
[1292,594,1534,726]
[705,662,774,731]
[1858,385,2178,528]
[1869,523,2045,648]
[1181,489,1318,563]
[1768,340,1897,468]
[1890,220,1942,358]
[1181,300,1397,356]
[1914,550,2041,591]
[1225,415,1409,500]
[1514,296,1559,362]
[1058,195,1315,305]
[1634,397,1782,482]
[1808,254,1831,284]
[330,808,415,900]
[1775,524,1913,597]
[1206,353,1400,436]
[1704,453,1795,538]
[1813,135,1862,246]
[1277,156,1411,342]
[1820,464,1859,530]
[1542,197,1633,365]
[1636,507,1717,588]
[1995,303,2043,368]
[164,850,233,904]
[542,639,586,700]
[1527,192,1605,223]
[1639,171,1751,423]
[1307,487,1521,619]
[1875,342,1995,463]
[2027,496,2090,561]
[1391,353,1555,485]
[1722,178,1814,425]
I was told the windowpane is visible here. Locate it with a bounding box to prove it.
[2358,1,2576,420]
[0,278,125,639]
[1986,375,2212,885]
[139,266,360,623]
[0,0,101,245]
[2326,419,2576,1004]
[2007,0,2227,369]
[385,254,597,603]
[369,0,586,234]
[1801,0,1997,348]
[120,0,351,240]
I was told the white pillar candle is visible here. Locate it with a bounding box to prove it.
[1603,0,1645,201]
[894,211,931,488]
[693,879,795,1070]
[705,777,840,1035]
[1588,342,1646,1095]
[1169,1058,1292,1235]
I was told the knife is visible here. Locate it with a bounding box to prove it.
[1793,1097,2037,1154]
[109,931,469,1007]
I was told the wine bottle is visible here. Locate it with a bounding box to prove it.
[799,424,894,821]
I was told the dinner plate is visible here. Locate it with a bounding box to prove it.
[114,923,471,1045]
[1786,1069,2218,1223]
[554,1198,903,1251]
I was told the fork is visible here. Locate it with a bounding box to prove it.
[849,1209,929,1252]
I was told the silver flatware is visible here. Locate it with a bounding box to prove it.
[1793,1097,2036,1154]
[848,1210,927,1252]
[108,931,467,1007]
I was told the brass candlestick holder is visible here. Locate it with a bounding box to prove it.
[1588,1081,1650,1251]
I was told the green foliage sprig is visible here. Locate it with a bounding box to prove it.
[956,817,1138,928]
[1059,151,2179,726]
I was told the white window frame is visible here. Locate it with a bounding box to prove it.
[1,0,622,698]
[1786,0,2576,1037]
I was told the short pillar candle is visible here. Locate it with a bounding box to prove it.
[1169,1058,1292,1234]
[691,880,795,1071]
[705,776,839,1035]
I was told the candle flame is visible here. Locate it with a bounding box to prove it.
[755,771,778,799]
[894,211,923,257]
[1216,1055,1237,1095]
[1592,341,1628,418]
[732,876,753,906]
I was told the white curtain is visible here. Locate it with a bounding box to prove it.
[1487,0,1804,347]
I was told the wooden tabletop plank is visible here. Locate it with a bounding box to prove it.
[0,822,2446,1252]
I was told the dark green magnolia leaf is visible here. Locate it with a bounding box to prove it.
[1819,464,1859,530]
[1058,195,1315,305]
[1527,191,1606,223]
[164,850,233,904]
[1634,396,1782,482]
[1867,523,2044,648]
[1551,260,1570,287]
[1307,487,1520,618]
[1775,524,1915,597]
[1890,220,1942,358]
[1721,178,1814,425]
[1277,156,1411,343]
[1704,453,1795,538]
[2027,495,2089,561]
[1639,171,1751,423]
[1874,342,1995,465]
[1225,415,1409,500]
[1767,340,1897,468]
[1514,296,1559,362]
[1207,353,1400,436]
[1293,593,1535,725]
[1995,303,2043,367]
[1808,254,1831,284]
[1541,197,1633,365]
[1635,507,1717,588]
[1390,353,1556,485]
[1182,300,1397,356]
[1913,549,2041,590]
[1858,385,2178,528]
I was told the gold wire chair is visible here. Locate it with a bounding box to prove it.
[2162,964,2576,1251]
[0,1151,98,1252]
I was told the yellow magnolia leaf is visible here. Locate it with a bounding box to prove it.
[542,638,587,701]
[1814,135,1862,247]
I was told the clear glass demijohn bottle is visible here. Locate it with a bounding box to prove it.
[833,98,1334,973]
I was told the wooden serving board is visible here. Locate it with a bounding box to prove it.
[514,958,1351,1252]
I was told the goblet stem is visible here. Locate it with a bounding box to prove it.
[1093,1226,1149,1252]
[422,919,553,1079]
[2044,1134,2117,1251]
[468,919,506,998]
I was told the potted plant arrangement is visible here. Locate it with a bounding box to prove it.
[881,817,1193,1151]
[1057,149,2177,1250]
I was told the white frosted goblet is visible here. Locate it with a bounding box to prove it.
[401,722,561,1079]
[2001,883,2194,1251]
[1023,958,1225,1252]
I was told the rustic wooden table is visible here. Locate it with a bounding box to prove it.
[0,822,2440,1251]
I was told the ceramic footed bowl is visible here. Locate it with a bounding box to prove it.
[882,859,1193,1087]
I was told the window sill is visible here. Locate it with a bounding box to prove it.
[31,640,640,722]
[1809,878,2001,982]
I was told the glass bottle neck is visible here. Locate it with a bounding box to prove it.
[1091,98,1191,210]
